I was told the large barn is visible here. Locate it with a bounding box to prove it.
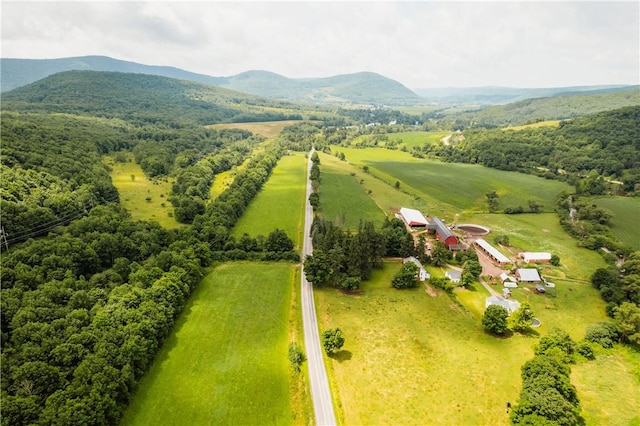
[519,252,552,263]
[428,216,459,249]
[399,207,428,227]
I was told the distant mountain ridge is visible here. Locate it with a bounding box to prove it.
[415,85,637,105]
[0,56,420,105]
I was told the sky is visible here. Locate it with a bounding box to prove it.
[2,1,639,89]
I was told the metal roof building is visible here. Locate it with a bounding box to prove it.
[475,238,511,265]
[399,207,428,227]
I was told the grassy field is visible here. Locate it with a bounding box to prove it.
[121,262,298,426]
[593,196,640,250]
[103,154,182,228]
[206,120,309,138]
[317,260,537,425]
[385,131,450,148]
[572,347,640,426]
[336,147,572,216]
[502,120,561,131]
[317,154,387,229]
[231,153,308,248]
[316,257,632,425]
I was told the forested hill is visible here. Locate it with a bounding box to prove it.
[217,70,421,105]
[0,55,226,93]
[432,106,640,194]
[1,56,421,105]
[415,85,635,106]
[438,87,640,129]
[1,71,304,126]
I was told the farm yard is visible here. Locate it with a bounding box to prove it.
[97,127,640,425]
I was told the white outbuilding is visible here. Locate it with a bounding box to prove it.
[399,207,428,227]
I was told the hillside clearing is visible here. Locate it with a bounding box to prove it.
[206,120,309,138]
[104,153,181,228]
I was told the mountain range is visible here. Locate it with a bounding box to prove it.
[3,55,637,107]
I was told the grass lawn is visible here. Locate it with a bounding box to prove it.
[317,154,387,229]
[232,153,308,249]
[103,154,181,228]
[593,196,640,250]
[335,147,572,216]
[121,262,298,426]
[316,260,539,426]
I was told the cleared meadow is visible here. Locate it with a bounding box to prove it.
[104,153,181,228]
[231,153,308,248]
[593,196,640,250]
[206,120,309,138]
[386,130,450,148]
[317,154,386,229]
[121,262,297,426]
[336,147,572,216]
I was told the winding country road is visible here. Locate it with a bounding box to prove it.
[301,149,337,426]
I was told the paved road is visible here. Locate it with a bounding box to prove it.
[301,149,337,426]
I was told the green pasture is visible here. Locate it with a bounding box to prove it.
[386,131,450,148]
[103,154,181,228]
[335,147,572,216]
[121,262,296,426]
[316,260,538,425]
[593,196,640,250]
[231,153,308,248]
[572,348,640,426]
[317,154,386,229]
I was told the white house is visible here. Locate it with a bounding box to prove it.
[403,256,430,281]
[485,295,521,313]
[445,270,461,283]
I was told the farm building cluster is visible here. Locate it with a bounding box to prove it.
[397,206,558,318]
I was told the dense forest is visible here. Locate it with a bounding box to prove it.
[1,71,305,126]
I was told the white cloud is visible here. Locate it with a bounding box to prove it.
[1,1,638,88]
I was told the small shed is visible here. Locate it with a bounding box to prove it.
[500,272,518,287]
[535,284,547,294]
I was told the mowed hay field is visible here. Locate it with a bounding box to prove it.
[317,154,387,229]
[386,131,450,148]
[335,147,572,215]
[104,154,181,228]
[593,196,640,250]
[121,262,297,426]
[232,153,308,248]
